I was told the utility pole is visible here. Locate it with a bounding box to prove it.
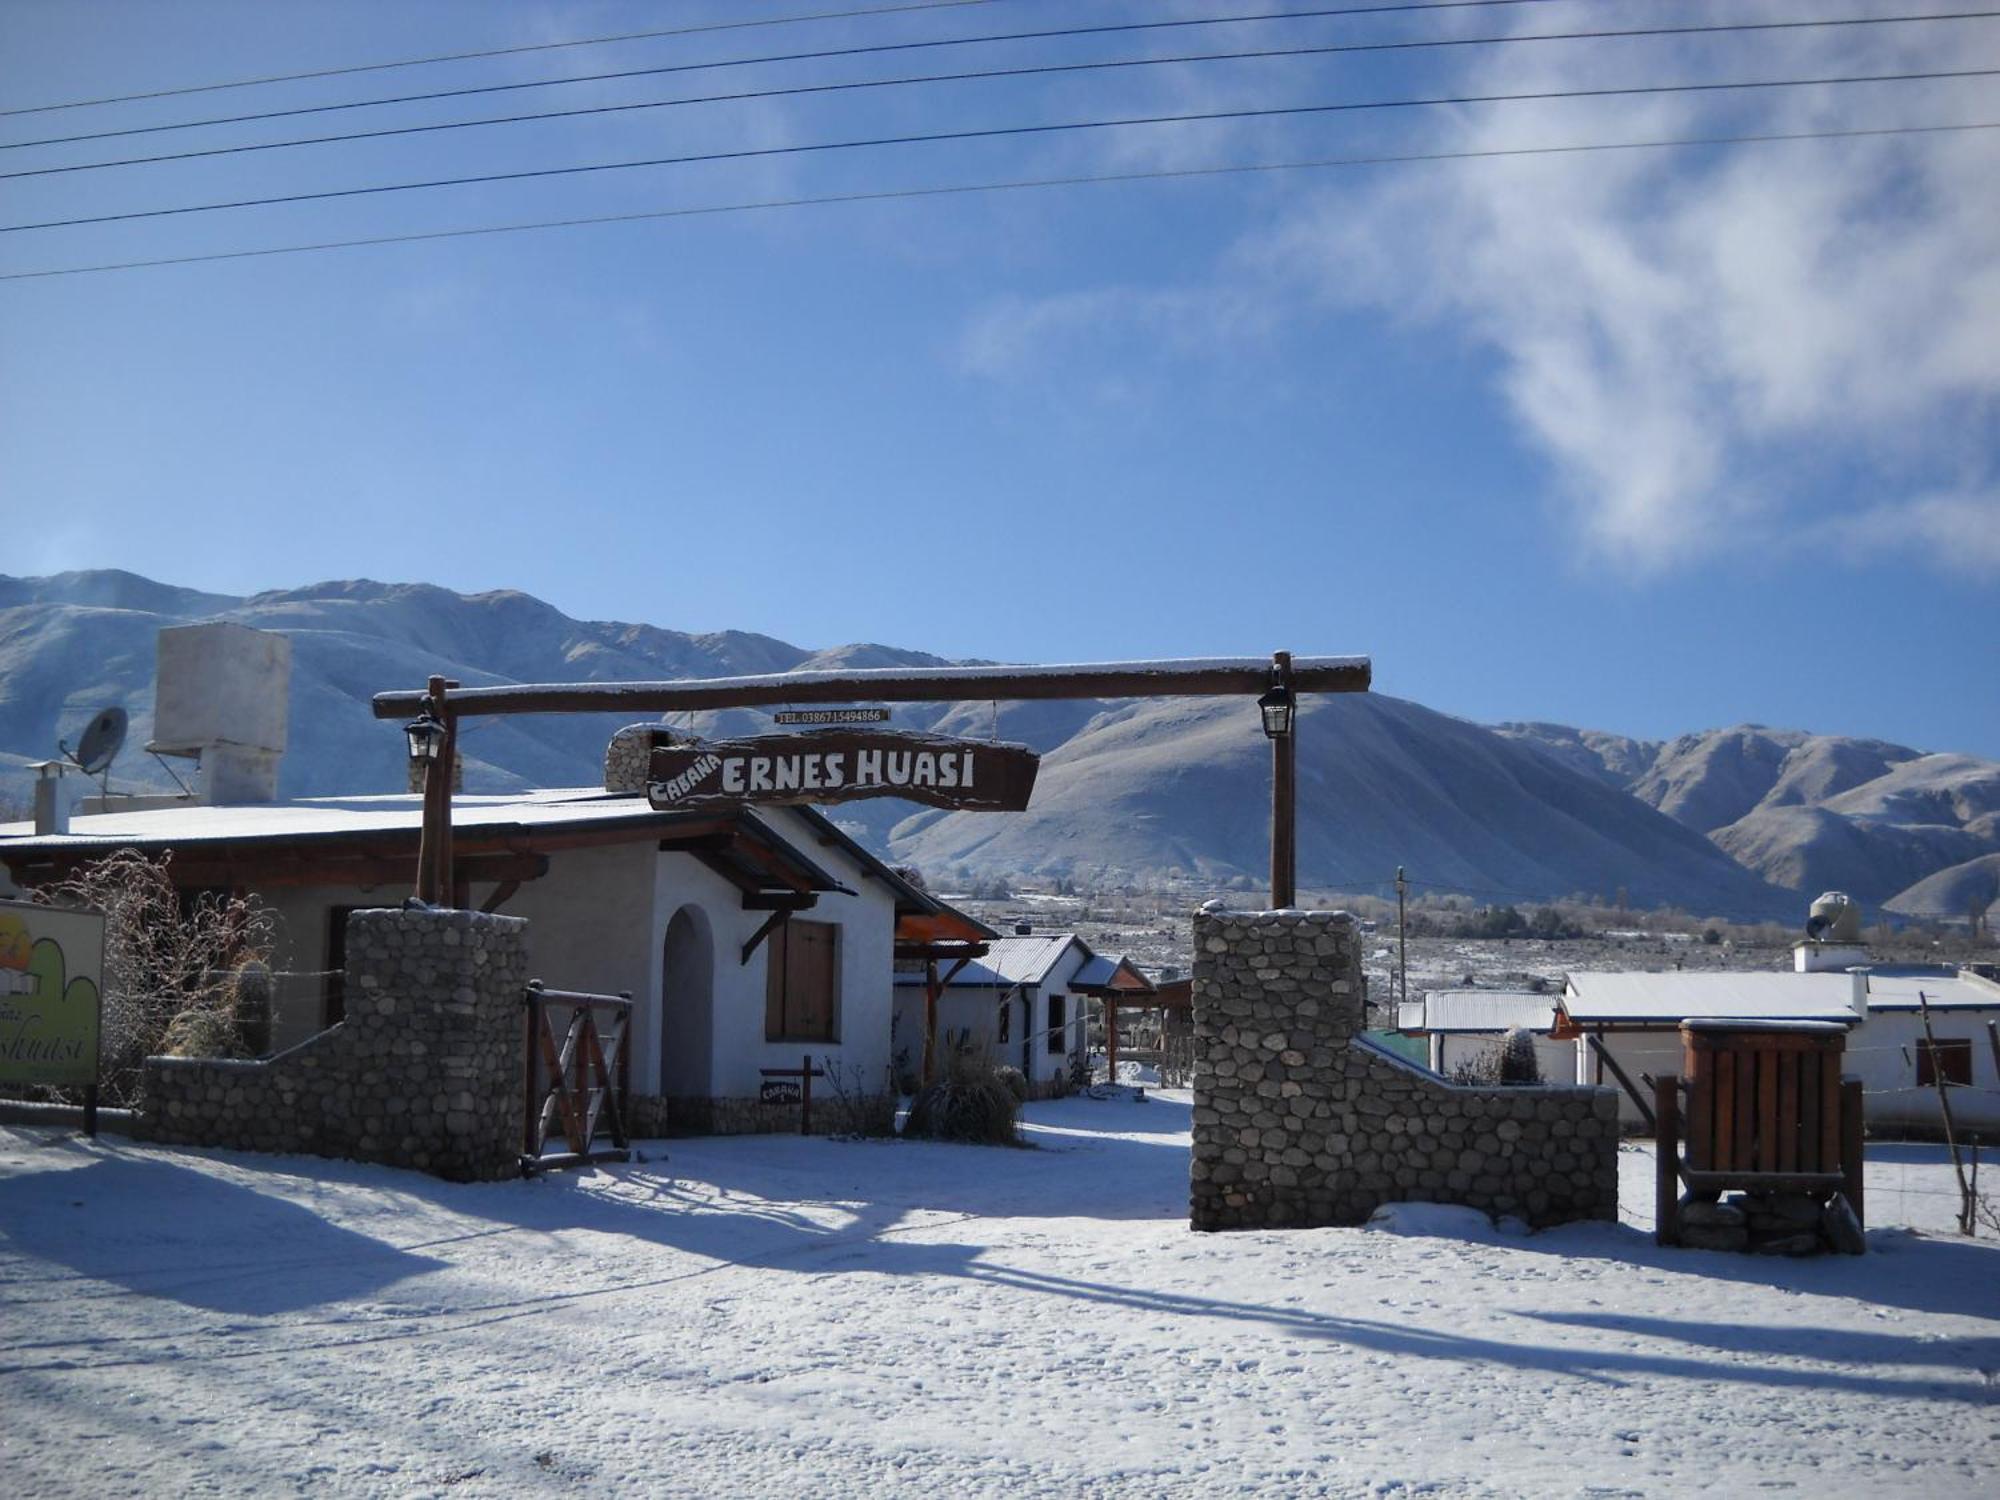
[1396,865,1409,1016]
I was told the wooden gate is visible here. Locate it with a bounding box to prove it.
[522,980,632,1175]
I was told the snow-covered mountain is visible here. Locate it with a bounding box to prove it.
[1496,721,2000,917]
[3,570,1990,919]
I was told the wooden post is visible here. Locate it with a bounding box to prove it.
[1655,1074,1680,1247]
[415,675,445,904]
[523,981,542,1161]
[1106,999,1119,1086]
[1396,866,1408,1013]
[922,957,940,1088]
[1915,988,1976,1234]
[1840,1076,1865,1229]
[1270,650,1296,911]
[435,706,458,906]
[800,1053,813,1136]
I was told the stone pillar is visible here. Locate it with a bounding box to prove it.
[1190,908,1618,1232]
[344,907,527,1180]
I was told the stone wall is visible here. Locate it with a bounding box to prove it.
[1191,908,1618,1231]
[136,908,527,1181]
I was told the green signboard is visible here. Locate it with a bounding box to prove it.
[0,899,105,1088]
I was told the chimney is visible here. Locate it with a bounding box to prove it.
[1848,967,1870,1020]
[148,622,290,805]
[30,761,68,836]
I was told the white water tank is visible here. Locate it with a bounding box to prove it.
[150,622,290,804]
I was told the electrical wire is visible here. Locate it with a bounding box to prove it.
[12,9,1993,182]
[8,67,1989,235]
[0,1,1628,151]
[3,119,1987,282]
[0,0,1018,118]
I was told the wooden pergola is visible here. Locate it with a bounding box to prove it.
[373,652,1372,912]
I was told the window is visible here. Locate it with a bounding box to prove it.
[765,920,838,1042]
[1047,993,1066,1054]
[1917,1038,1972,1088]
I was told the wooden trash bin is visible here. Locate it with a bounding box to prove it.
[1654,1019,1863,1250]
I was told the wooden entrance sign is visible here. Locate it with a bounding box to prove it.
[649,730,1038,813]
[760,1055,827,1134]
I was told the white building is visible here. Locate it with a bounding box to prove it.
[892,929,1143,1096]
[1399,894,2000,1137]
[1395,990,1572,1083]
[0,788,989,1133]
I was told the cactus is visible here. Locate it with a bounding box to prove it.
[230,959,274,1057]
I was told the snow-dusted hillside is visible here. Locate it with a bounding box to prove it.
[889,695,1794,918]
[2,570,1990,918]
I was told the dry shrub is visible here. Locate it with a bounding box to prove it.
[993,1065,1029,1104]
[33,849,277,1102]
[903,1043,1021,1146]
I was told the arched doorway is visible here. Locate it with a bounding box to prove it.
[660,905,713,1099]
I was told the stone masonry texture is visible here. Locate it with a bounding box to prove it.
[1190,909,1619,1231]
[136,908,528,1182]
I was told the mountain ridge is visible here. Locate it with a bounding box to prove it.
[3,570,1992,921]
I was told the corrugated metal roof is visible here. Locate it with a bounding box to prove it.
[890,933,1085,989]
[1563,971,1859,1023]
[1410,990,1562,1034]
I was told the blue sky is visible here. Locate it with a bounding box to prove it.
[2,0,1995,755]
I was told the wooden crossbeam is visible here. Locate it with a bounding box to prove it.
[373,656,1372,720]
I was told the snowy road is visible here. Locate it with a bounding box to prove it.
[1,1096,1995,1497]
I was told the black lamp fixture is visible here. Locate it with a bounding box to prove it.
[402,708,446,764]
[1257,673,1294,739]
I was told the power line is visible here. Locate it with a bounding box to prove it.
[3,119,1987,282]
[0,1,1015,118]
[7,67,1988,235]
[13,10,1993,183]
[0,2,1607,151]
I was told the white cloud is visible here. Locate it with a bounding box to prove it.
[1841,488,2000,574]
[1261,0,2000,572]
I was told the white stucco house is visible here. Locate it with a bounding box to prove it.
[0,787,990,1134]
[892,929,1146,1096]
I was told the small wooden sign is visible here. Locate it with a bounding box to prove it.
[649,730,1038,812]
[759,1079,803,1105]
[773,707,890,726]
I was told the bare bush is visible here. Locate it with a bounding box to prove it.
[32,849,278,1103]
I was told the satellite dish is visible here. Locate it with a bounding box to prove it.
[65,706,128,778]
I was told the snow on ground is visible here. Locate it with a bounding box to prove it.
[1,1097,1995,1498]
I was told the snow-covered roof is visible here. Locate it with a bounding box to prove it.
[1070,953,1153,994]
[1561,964,2000,1025]
[1405,991,1562,1034]
[1859,966,2000,1012]
[1563,971,1860,1024]
[892,932,1087,990]
[0,787,646,849]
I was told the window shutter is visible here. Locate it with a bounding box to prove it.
[794,921,837,1041]
[764,920,788,1040]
